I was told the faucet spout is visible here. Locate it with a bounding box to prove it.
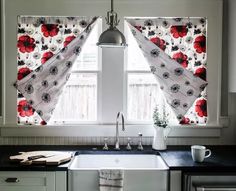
[115,111,125,150]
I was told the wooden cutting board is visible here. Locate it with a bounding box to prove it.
[10,151,73,165]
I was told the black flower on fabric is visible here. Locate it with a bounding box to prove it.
[150,66,156,73]
[150,49,160,57]
[79,20,87,28]
[74,46,81,55]
[49,66,58,75]
[61,46,68,53]
[25,84,34,94]
[162,20,170,28]
[37,110,43,116]
[66,61,72,68]
[174,68,184,76]
[177,114,184,121]
[185,81,190,86]
[42,80,49,88]
[56,55,61,60]
[31,74,36,79]
[183,103,188,108]
[42,93,51,103]
[160,63,165,68]
[35,65,43,73]
[173,18,182,22]
[200,84,207,91]
[53,81,58,86]
[144,19,153,26]
[80,35,84,40]
[28,100,34,105]
[187,89,194,96]
[163,72,170,79]
[170,84,180,93]
[131,29,136,36]
[171,99,180,108]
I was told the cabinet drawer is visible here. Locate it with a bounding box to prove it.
[0,171,55,191]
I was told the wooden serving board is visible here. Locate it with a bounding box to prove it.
[10,151,73,165]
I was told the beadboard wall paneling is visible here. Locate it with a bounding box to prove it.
[0,136,223,146]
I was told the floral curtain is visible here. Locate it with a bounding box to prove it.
[16,16,99,125]
[125,18,208,124]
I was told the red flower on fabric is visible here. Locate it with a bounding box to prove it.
[170,25,188,38]
[41,24,59,37]
[18,67,32,80]
[194,67,207,81]
[40,120,47,125]
[41,51,54,64]
[194,35,206,53]
[150,37,166,51]
[17,35,36,53]
[195,99,207,117]
[173,52,188,68]
[134,25,142,32]
[64,35,76,47]
[179,117,190,125]
[18,99,35,117]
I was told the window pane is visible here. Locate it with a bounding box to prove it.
[127,73,159,121]
[49,73,97,123]
[73,23,99,71]
[126,25,150,71]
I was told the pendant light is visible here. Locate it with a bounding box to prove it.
[97,0,127,48]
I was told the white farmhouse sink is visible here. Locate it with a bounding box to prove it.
[69,154,168,170]
[69,154,169,191]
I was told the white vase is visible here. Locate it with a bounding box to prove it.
[152,126,167,150]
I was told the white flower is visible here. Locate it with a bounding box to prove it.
[50,45,57,52]
[26,28,34,35]
[73,28,80,36]
[33,52,41,59]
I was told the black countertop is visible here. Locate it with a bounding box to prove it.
[0,145,236,172]
[159,146,236,172]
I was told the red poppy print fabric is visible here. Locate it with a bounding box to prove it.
[126,17,208,125]
[17,16,96,125]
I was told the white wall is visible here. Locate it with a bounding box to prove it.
[1,0,235,145]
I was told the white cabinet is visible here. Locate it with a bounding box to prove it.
[170,170,182,191]
[0,171,66,191]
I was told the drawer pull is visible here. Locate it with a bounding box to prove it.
[5,178,19,183]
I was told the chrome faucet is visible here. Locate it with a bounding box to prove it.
[115,112,125,150]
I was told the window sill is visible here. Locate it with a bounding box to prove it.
[0,123,224,138]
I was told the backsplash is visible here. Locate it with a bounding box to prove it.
[0,136,222,146]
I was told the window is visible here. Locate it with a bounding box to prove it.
[16,17,101,125]
[126,27,160,122]
[2,0,223,138]
[125,17,208,125]
[48,23,100,124]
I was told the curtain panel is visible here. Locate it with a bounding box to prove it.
[125,18,208,124]
[16,16,99,125]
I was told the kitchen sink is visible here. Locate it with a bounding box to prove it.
[68,153,169,191]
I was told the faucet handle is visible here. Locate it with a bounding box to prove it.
[126,137,132,150]
[103,138,109,150]
[137,133,143,151]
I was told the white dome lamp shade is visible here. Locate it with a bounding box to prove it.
[97,0,127,48]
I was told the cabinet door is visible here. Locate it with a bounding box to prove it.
[0,171,55,191]
[170,170,182,191]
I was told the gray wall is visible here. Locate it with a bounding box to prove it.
[0,0,236,145]
[0,1,2,116]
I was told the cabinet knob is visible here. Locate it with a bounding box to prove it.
[5,178,19,183]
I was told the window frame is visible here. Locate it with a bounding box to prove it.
[0,0,225,138]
